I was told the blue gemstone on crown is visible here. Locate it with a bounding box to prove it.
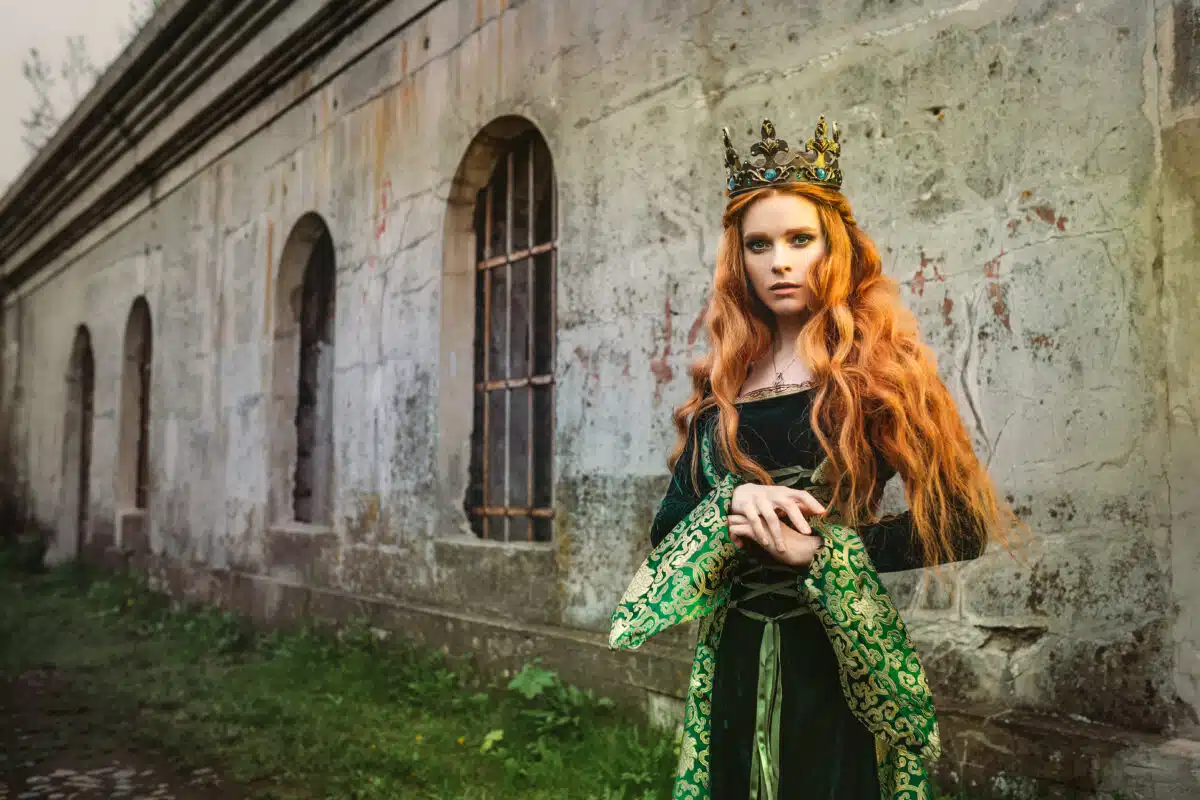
[816,168,827,180]
[728,178,736,190]
[764,168,778,180]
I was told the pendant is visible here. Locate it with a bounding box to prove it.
[774,372,784,387]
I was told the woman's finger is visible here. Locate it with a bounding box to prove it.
[778,501,812,536]
[757,498,786,551]
[746,507,772,551]
[788,488,826,516]
[731,486,757,517]
[729,526,745,548]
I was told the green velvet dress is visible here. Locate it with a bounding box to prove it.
[611,384,983,799]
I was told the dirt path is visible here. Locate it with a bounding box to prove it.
[0,669,237,800]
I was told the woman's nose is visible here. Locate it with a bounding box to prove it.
[772,261,792,275]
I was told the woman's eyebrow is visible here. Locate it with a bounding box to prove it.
[743,226,820,238]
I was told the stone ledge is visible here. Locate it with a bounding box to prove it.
[267,522,337,537]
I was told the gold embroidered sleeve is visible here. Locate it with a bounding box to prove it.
[609,473,741,651]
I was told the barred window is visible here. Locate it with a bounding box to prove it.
[466,131,556,542]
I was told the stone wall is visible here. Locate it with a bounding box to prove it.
[4,0,1199,794]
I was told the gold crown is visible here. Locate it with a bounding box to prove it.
[722,116,843,197]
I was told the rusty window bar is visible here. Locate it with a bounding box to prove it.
[503,147,514,543]
[471,506,555,519]
[547,141,557,544]
[476,374,554,392]
[481,179,494,540]
[476,241,556,270]
[524,137,536,543]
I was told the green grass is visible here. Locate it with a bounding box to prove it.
[0,558,676,799]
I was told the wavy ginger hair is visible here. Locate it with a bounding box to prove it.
[671,182,1015,567]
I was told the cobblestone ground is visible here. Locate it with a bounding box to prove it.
[0,670,235,800]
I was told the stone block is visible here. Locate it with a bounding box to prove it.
[265,523,340,587]
[116,507,148,553]
[962,533,1169,631]
[431,537,562,627]
[339,544,430,604]
[1012,624,1178,734]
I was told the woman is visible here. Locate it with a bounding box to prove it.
[610,117,1015,799]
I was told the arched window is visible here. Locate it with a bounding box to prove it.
[270,213,336,526]
[118,297,152,510]
[62,325,95,555]
[464,129,556,542]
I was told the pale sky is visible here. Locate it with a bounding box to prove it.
[0,0,135,193]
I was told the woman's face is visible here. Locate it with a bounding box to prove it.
[740,193,827,320]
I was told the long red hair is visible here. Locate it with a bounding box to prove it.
[671,183,1015,566]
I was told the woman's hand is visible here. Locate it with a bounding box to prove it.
[729,513,824,567]
[729,483,827,565]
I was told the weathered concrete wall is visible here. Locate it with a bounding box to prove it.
[5,0,1200,793]
[1161,0,1200,751]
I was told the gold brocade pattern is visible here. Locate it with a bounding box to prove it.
[610,434,940,799]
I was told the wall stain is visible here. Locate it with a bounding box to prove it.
[374,91,395,244]
[1033,205,1068,232]
[987,283,1011,331]
[686,295,708,349]
[1028,333,1056,351]
[345,491,382,544]
[573,347,600,393]
[911,251,945,297]
[376,177,393,240]
[983,249,1005,278]
[649,296,674,404]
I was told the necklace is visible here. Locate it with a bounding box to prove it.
[770,340,798,387]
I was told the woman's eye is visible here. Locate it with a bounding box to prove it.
[747,239,769,253]
[791,234,812,247]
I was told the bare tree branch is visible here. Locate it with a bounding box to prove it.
[19,0,163,157]
[20,48,58,155]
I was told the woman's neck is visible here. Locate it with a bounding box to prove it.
[772,315,807,361]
